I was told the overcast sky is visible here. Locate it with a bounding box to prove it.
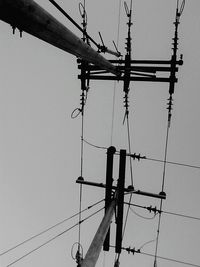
[0,1,200,267]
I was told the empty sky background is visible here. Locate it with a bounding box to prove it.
[0,0,200,267]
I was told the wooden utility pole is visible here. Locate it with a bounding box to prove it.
[0,0,119,75]
[80,199,116,267]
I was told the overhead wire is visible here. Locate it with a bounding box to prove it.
[140,251,200,267]
[77,0,88,259]
[0,199,104,257]
[5,207,104,267]
[153,0,186,263]
[83,138,107,150]
[112,1,123,265]
[129,206,157,220]
[80,139,200,171]
[115,1,134,266]
[112,245,200,267]
[145,156,200,170]
[110,0,122,145]
[154,114,170,266]
[162,210,200,221]
[125,202,200,222]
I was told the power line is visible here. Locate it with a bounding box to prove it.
[129,206,157,220]
[162,209,200,221]
[0,199,104,257]
[110,0,122,146]
[6,207,104,267]
[125,202,200,222]
[83,138,107,150]
[114,245,200,267]
[82,139,200,171]
[140,251,200,267]
[145,156,200,170]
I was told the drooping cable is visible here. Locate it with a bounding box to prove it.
[0,199,104,257]
[129,206,157,220]
[83,138,107,150]
[81,141,200,170]
[5,207,104,267]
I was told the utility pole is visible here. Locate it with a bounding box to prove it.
[77,147,166,267]
[80,147,116,267]
[80,199,116,267]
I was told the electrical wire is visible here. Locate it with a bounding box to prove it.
[120,245,200,267]
[82,137,200,172]
[139,239,156,250]
[162,210,200,221]
[78,90,84,253]
[129,207,157,220]
[110,0,122,145]
[125,202,200,222]
[126,117,134,186]
[0,199,104,257]
[140,251,200,267]
[145,156,200,170]
[78,6,89,255]
[154,104,171,265]
[114,2,134,265]
[112,3,123,266]
[6,207,104,267]
[113,245,200,267]
[79,141,200,171]
[83,138,107,150]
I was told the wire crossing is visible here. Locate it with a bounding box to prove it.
[5,207,104,267]
[0,199,104,257]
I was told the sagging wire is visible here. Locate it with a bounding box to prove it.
[139,239,156,251]
[79,141,200,171]
[83,138,107,150]
[129,206,157,220]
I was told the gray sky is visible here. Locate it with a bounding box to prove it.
[0,0,200,267]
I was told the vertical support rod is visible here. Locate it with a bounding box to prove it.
[81,199,116,267]
[115,149,126,254]
[104,146,116,251]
